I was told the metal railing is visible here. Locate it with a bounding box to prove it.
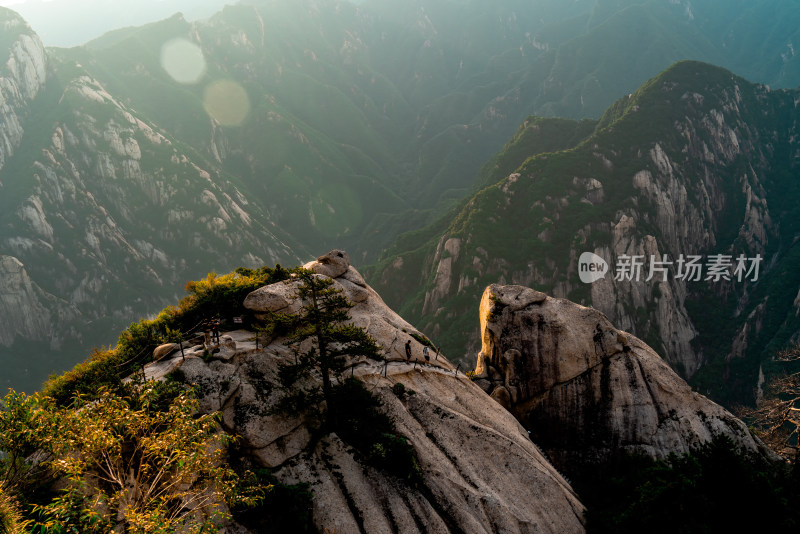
[113,319,207,379]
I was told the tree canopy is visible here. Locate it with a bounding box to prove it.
[0,382,267,533]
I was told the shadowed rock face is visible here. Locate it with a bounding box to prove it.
[163,253,586,534]
[473,284,773,470]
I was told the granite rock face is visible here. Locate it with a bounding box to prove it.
[160,253,587,534]
[0,9,46,174]
[0,255,77,349]
[474,284,772,469]
[372,61,798,395]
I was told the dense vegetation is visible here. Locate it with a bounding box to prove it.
[578,436,800,533]
[0,381,266,533]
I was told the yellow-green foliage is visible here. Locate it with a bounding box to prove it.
[41,347,123,407]
[178,265,289,327]
[0,385,267,534]
[0,485,23,534]
[42,265,291,405]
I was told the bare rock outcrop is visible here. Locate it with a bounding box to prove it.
[0,255,77,349]
[160,253,586,534]
[0,8,46,173]
[303,249,351,278]
[474,283,772,470]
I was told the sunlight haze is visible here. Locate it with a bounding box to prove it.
[0,0,235,47]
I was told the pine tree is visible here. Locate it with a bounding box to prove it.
[276,269,381,428]
[740,343,800,460]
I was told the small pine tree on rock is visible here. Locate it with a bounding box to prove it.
[275,269,382,428]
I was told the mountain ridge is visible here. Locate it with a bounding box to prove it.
[367,59,800,405]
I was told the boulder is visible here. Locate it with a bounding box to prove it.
[303,249,350,278]
[219,334,236,350]
[243,279,299,314]
[153,343,180,361]
[476,283,774,470]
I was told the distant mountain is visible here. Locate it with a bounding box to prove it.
[367,60,800,406]
[4,0,800,392]
[65,0,800,254]
[0,8,302,392]
[2,0,233,47]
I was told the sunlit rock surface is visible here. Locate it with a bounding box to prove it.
[158,253,586,534]
[474,284,773,470]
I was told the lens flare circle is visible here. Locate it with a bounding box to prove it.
[160,38,206,84]
[203,80,251,126]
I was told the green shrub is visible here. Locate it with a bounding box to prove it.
[178,265,291,331]
[2,386,234,533]
[391,382,417,397]
[41,265,292,405]
[229,467,313,534]
[332,378,422,484]
[41,347,124,406]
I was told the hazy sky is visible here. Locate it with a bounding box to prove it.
[0,0,235,47]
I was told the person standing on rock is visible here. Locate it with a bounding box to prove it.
[423,345,430,361]
[212,318,220,344]
[405,339,412,361]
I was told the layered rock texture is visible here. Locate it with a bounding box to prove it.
[149,253,586,534]
[473,284,771,471]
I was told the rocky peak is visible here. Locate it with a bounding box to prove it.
[0,8,46,175]
[149,252,586,533]
[473,283,773,472]
[371,61,800,406]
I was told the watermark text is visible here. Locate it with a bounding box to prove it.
[579,253,762,283]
